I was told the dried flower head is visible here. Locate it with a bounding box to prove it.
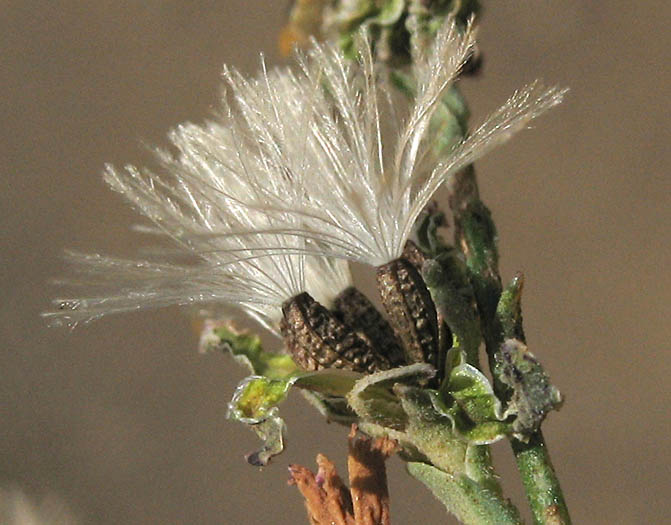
[199,17,565,366]
[45,17,565,374]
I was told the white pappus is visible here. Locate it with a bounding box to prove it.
[44,16,566,346]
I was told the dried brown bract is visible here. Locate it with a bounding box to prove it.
[289,426,397,525]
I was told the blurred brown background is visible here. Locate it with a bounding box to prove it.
[1,1,669,523]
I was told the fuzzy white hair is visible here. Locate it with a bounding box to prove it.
[211,18,566,265]
[45,16,565,330]
[45,101,353,330]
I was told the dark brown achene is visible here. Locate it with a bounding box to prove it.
[281,292,392,374]
[401,239,427,271]
[403,239,453,374]
[333,286,405,367]
[375,257,439,368]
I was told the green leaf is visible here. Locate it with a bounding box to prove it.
[229,369,363,425]
[423,254,482,367]
[351,372,517,520]
[294,368,362,397]
[496,272,526,342]
[394,385,469,473]
[347,362,509,473]
[459,420,511,445]
[227,376,291,466]
[448,360,503,424]
[453,195,502,340]
[300,390,357,425]
[460,200,499,281]
[205,323,299,379]
[227,369,364,465]
[441,348,510,444]
[407,462,522,525]
[230,376,291,421]
[347,363,435,430]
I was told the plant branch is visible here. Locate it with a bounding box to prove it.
[449,166,571,525]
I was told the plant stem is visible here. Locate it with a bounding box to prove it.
[449,166,571,524]
[408,461,522,525]
[511,432,571,525]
